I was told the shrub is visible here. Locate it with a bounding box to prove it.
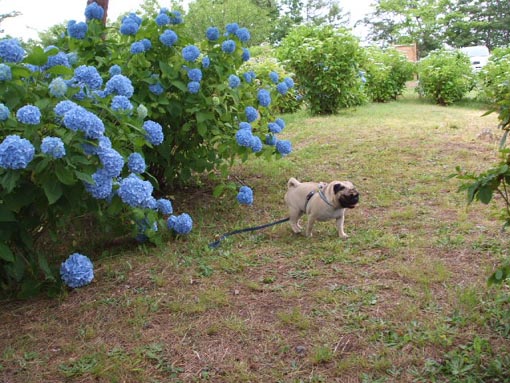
[478,47,510,104]
[0,4,290,296]
[363,46,415,103]
[416,49,474,105]
[276,25,366,115]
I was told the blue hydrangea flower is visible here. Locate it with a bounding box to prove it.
[269,71,279,84]
[236,129,253,147]
[84,168,113,199]
[109,64,122,76]
[276,139,292,156]
[182,45,200,62]
[157,198,173,215]
[206,27,220,41]
[135,216,158,242]
[85,2,104,20]
[43,52,70,70]
[202,56,210,69]
[265,134,277,146]
[105,74,134,98]
[54,100,78,118]
[0,63,12,81]
[141,38,152,51]
[0,38,25,63]
[188,68,202,82]
[160,30,178,47]
[268,122,282,134]
[222,40,236,54]
[251,136,263,152]
[128,152,146,174]
[143,120,164,145]
[167,213,193,234]
[60,253,94,288]
[243,71,256,83]
[0,135,35,169]
[124,13,142,26]
[284,77,295,88]
[242,48,250,62]
[120,19,139,35]
[111,95,133,113]
[188,81,200,94]
[73,65,103,90]
[67,52,78,65]
[169,10,183,24]
[98,148,124,177]
[257,89,271,107]
[130,41,145,54]
[277,82,289,95]
[155,12,170,26]
[63,106,105,139]
[237,186,253,205]
[117,174,154,208]
[41,136,65,159]
[275,118,286,130]
[0,103,9,121]
[228,74,240,88]
[82,136,112,156]
[149,83,164,95]
[16,105,41,125]
[239,122,252,131]
[49,77,68,98]
[245,106,258,123]
[225,23,239,35]
[67,20,88,39]
[235,27,250,42]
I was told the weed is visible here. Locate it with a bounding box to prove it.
[277,307,311,330]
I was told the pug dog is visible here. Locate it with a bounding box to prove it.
[284,177,359,238]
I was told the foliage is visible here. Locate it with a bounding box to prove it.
[443,0,510,50]
[363,46,415,103]
[277,25,366,115]
[0,4,291,296]
[416,49,474,105]
[478,47,510,104]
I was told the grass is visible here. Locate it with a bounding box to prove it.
[2,88,510,382]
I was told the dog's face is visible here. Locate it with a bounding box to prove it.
[332,181,359,209]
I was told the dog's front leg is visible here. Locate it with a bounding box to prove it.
[336,212,348,238]
[305,215,317,237]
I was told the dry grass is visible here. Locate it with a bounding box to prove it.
[2,90,510,383]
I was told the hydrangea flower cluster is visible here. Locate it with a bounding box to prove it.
[0,63,12,81]
[117,174,154,208]
[235,123,263,153]
[0,103,9,121]
[182,45,200,62]
[128,153,146,174]
[155,12,170,26]
[187,68,202,82]
[222,40,236,54]
[105,74,134,98]
[143,120,164,145]
[49,77,68,98]
[228,75,241,89]
[167,213,193,235]
[257,89,271,107]
[85,2,104,21]
[225,23,239,35]
[269,71,279,84]
[242,48,250,62]
[43,52,71,71]
[235,28,250,42]
[0,135,35,169]
[245,106,258,123]
[202,56,210,69]
[160,30,178,47]
[206,27,220,41]
[111,95,133,113]
[0,38,25,63]
[149,82,164,95]
[67,20,88,39]
[72,65,103,90]
[41,137,66,159]
[237,186,253,205]
[243,71,256,83]
[157,198,173,215]
[60,253,94,288]
[98,147,124,177]
[63,105,105,139]
[120,13,142,35]
[109,65,122,76]
[276,140,292,156]
[84,169,113,199]
[16,105,41,125]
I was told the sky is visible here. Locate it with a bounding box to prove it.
[0,0,374,41]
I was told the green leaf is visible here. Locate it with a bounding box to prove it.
[0,243,15,262]
[0,205,16,222]
[55,164,77,185]
[46,65,74,77]
[42,179,63,205]
[477,186,493,204]
[24,46,48,66]
[0,171,21,193]
[172,81,187,92]
[74,171,94,184]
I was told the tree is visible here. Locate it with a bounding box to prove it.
[360,0,448,58]
[0,0,21,35]
[443,0,510,50]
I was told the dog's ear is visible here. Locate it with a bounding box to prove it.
[333,183,345,194]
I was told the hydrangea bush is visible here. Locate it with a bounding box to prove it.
[276,25,367,115]
[0,3,290,295]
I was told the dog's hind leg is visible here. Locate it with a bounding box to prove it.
[288,207,304,233]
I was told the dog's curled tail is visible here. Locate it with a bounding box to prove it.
[287,177,301,189]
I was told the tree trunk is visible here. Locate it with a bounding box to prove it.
[87,0,109,25]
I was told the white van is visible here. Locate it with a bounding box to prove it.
[459,45,490,71]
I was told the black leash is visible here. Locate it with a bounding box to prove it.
[208,217,290,248]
